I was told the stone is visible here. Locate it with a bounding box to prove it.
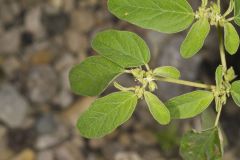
[114,152,142,160]
[1,56,21,77]
[0,28,21,55]
[89,139,105,150]
[60,97,96,126]
[118,133,132,147]
[141,149,165,160]
[0,0,21,24]
[42,11,69,36]
[146,31,171,60]
[132,130,157,146]
[0,83,29,128]
[0,125,7,141]
[62,0,74,13]
[25,6,46,39]
[7,127,37,152]
[70,10,94,33]
[27,65,58,104]
[54,53,76,90]
[12,149,36,160]
[52,90,73,109]
[37,150,54,160]
[36,114,57,135]
[54,146,75,160]
[78,0,99,8]
[156,35,203,100]
[102,142,124,160]
[64,30,88,53]
[27,49,56,65]
[35,123,69,150]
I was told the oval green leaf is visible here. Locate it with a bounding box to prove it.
[180,128,222,160]
[77,91,138,138]
[165,90,214,119]
[234,0,240,26]
[224,22,240,55]
[231,80,240,107]
[180,18,210,58]
[108,0,194,33]
[225,67,236,82]
[144,91,170,125]
[69,56,124,96]
[153,66,181,79]
[92,30,150,68]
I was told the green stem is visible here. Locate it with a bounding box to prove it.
[217,25,227,71]
[214,104,223,127]
[154,77,215,90]
[217,0,220,9]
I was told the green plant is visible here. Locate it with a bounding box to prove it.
[69,0,240,159]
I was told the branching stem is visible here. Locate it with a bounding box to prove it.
[214,25,228,127]
[214,104,223,126]
[217,25,227,71]
[154,77,215,90]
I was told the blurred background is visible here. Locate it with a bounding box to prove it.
[0,0,240,159]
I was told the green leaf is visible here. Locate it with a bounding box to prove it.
[153,66,181,79]
[92,30,150,68]
[144,91,170,125]
[165,90,214,119]
[180,127,222,160]
[108,0,194,33]
[224,22,240,55]
[215,65,223,89]
[69,56,124,96]
[201,108,216,130]
[77,91,138,138]
[231,80,240,107]
[225,67,236,82]
[180,18,210,58]
[234,0,240,26]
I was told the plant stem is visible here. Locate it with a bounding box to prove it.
[217,25,227,71]
[217,0,220,9]
[214,104,223,127]
[154,77,215,90]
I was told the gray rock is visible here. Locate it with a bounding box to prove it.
[52,90,73,109]
[0,125,7,141]
[0,28,21,55]
[156,35,203,100]
[115,152,142,160]
[25,6,46,39]
[36,114,57,135]
[0,83,29,128]
[70,10,94,33]
[54,53,76,90]
[64,30,88,53]
[27,65,58,104]
[42,11,69,36]
[1,57,21,77]
[102,142,124,160]
[0,0,21,24]
[78,0,99,8]
[37,150,54,160]
[35,123,69,150]
[141,149,165,160]
[54,146,75,160]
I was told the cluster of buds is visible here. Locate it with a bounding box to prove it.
[114,68,158,99]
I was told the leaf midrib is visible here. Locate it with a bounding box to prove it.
[113,3,194,15]
[86,94,136,135]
